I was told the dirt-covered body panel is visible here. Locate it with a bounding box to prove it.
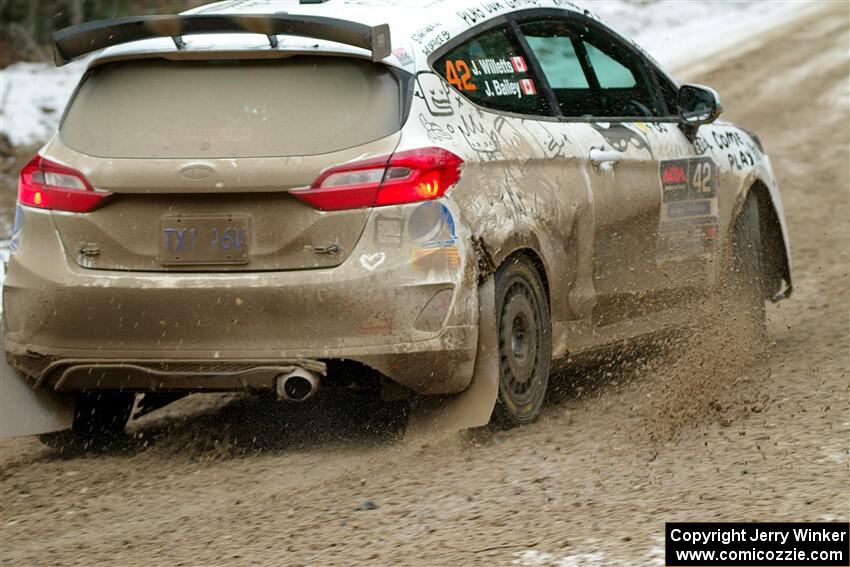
[404,70,790,358]
[4,199,478,394]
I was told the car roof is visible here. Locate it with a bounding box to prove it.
[89,0,610,72]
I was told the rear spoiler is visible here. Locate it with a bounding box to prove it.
[52,14,392,66]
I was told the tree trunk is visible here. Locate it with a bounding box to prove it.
[68,0,83,26]
[23,0,39,40]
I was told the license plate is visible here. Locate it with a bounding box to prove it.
[160,214,250,265]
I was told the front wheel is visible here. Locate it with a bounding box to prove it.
[492,256,551,426]
[724,191,767,337]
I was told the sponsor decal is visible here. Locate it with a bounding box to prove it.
[657,157,719,263]
[412,246,461,272]
[455,1,542,28]
[709,127,764,170]
[411,22,441,44]
[661,157,717,202]
[392,47,413,66]
[693,134,713,155]
[667,200,713,218]
[422,31,451,56]
[409,204,460,275]
[661,163,687,185]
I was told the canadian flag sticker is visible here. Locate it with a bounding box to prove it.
[519,78,537,96]
[510,56,528,73]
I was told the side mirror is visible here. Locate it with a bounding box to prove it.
[678,84,723,125]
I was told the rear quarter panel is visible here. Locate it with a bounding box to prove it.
[401,72,590,325]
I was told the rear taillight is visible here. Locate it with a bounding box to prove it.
[18,155,110,213]
[292,147,463,211]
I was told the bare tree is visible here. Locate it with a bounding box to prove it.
[67,0,83,26]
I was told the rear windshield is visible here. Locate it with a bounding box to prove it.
[60,57,403,158]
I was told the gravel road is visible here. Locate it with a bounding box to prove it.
[1,4,848,566]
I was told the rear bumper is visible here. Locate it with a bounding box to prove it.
[3,204,479,395]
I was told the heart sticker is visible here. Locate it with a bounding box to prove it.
[359,252,386,272]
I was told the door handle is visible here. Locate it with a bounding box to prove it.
[589,148,623,170]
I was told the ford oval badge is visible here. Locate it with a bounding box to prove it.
[180,164,214,181]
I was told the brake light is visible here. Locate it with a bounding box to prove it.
[18,155,110,213]
[292,147,463,211]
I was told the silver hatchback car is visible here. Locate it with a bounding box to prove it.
[3,0,791,441]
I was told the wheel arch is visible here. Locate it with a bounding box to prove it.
[733,181,793,301]
[496,247,551,311]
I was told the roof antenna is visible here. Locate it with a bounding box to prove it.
[172,35,186,49]
[267,34,278,48]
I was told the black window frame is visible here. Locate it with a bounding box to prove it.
[428,8,681,123]
[652,67,681,118]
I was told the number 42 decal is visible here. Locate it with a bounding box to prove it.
[692,161,713,193]
[445,60,477,92]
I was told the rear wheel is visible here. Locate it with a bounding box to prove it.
[492,256,551,426]
[39,391,135,450]
[725,191,767,335]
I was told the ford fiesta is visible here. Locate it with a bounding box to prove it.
[2,0,792,441]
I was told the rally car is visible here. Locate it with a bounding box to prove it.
[2,0,791,441]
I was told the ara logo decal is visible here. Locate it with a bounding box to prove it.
[661,164,687,185]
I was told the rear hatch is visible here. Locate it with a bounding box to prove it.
[48,55,406,271]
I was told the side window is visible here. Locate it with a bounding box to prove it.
[434,26,551,116]
[520,19,661,118]
[525,35,588,88]
[583,43,636,88]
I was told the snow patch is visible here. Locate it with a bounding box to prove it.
[513,541,665,566]
[0,59,89,146]
[514,549,608,567]
[589,0,819,73]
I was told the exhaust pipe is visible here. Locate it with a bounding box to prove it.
[276,368,320,402]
